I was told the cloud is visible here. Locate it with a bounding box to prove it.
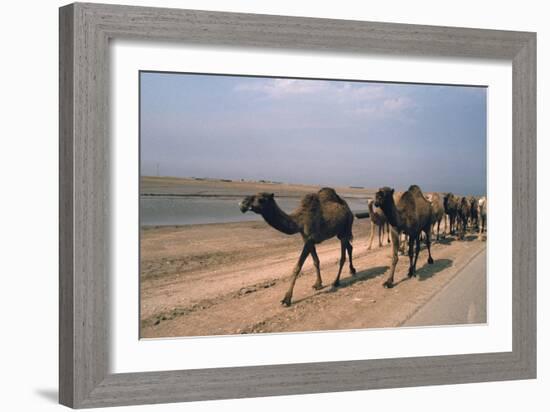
[334,83,386,102]
[234,79,388,101]
[234,78,416,122]
[382,96,414,111]
[353,96,415,119]
[234,79,328,98]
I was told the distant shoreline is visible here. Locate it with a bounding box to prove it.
[141,193,327,198]
[140,175,375,199]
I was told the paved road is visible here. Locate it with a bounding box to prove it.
[403,248,487,326]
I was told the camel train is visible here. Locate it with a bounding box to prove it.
[240,185,486,306]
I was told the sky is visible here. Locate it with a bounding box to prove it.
[140,72,487,195]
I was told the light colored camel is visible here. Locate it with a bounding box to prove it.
[239,188,355,306]
[367,199,390,249]
[478,196,487,237]
[426,193,445,240]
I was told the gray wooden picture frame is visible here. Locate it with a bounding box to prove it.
[59,2,536,409]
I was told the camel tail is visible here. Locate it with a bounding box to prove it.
[355,212,370,219]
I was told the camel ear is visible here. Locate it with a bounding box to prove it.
[391,189,394,194]
[268,193,274,198]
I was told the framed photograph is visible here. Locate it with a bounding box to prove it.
[59,2,536,408]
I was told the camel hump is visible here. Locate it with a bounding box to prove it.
[408,185,432,204]
[407,184,425,197]
[428,192,441,203]
[299,193,321,210]
[318,187,345,204]
[393,191,404,203]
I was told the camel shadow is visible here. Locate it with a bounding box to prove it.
[435,236,455,245]
[416,258,453,281]
[331,265,389,290]
[292,266,389,304]
[462,234,478,242]
[290,266,387,305]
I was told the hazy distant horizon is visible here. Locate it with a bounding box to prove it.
[140,72,487,196]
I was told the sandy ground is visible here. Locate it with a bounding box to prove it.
[140,219,487,338]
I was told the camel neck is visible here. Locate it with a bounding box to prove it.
[383,197,402,229]
[261,201,300,235]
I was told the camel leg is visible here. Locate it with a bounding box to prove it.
[407,235,415,277]
[378,224,383,248]
[345,240,356,275]
[425,229,434,264]
[412,235,422,276]
[436,220,441,241]
[367,221,375,250]
[451,216,456,235]
[281,242,311,307]
[310,246,323,290]
[412,236,428,277]
[384,229,399,288]
[449,215,455,235]
[478,216,486,239]
[453,216,458,235]
[333,240,347,287]
[386,223,391,243]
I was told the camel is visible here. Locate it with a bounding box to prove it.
[366,199,390,249]
[457,196,471,239]
[426,193,445,240]
[443,193,459,235]
[374,185,434,288]
[478,196,487,237]
[393,192,409,255]
[239,188,355,306]
[468,196,479,230]
[356,195,405,253]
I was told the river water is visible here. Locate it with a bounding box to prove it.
[140,196,368,226]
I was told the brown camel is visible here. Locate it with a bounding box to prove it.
[426,193,445,240]
[367,199,390,249]
[239,188,355,306]
[443,193,459,235]
[468,196,479,230]
[391,191,408,255]
[374,185,434,288]
[478,196,487,237]
[457,196,471,239]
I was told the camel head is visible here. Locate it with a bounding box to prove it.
[374,187,394,209]
[239,192,275,214]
